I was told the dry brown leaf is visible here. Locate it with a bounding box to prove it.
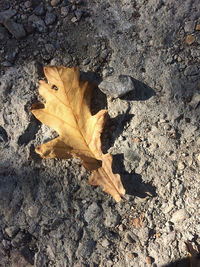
[185,241,200,267]
[31,66,125,201]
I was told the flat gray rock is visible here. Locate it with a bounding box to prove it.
[99,75,136,98]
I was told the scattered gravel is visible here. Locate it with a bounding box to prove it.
[0,0,200,266]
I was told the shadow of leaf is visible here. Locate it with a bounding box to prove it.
[101,113,134,153]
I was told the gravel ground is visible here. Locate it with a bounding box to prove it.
[0,0,200,266]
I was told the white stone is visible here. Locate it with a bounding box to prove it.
[28,205,39,218]
[170,209,189,223]
[101,239,110,247]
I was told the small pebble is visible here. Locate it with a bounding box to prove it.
[61,6,70,17]
[159,119,166,123]
[45,43,56,54]
[45,12,57,25]
[132,137,142,143]
[171,209,189,223]
[197,154,200,162]
[50,57,62,65]
[50,0,61,6]
[28,14,47,33]
[185,35,195,45]
[149,39,153,45]
[102,67,114,77]
[189,93,200,108]
[184,21,195,33]
[28,205,39,218]
[63,53,72,65]
[178,161,185,170]
[146,256,152,265]
[82,58,90,65]
[101,239,110,248]
[71,17,78,23]
[118,224,124,231]
[129,253,135,260]
[177,56,182,62]
[99,75,136,98]
[71,5,76,11]
[195,24,200,31]
[5,226,19,238]
[24,1,32,8]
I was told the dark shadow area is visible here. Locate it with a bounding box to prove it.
[161,255,200,267]
[81,70,107,113]
[29,144,42,161]
[120,77,156,101]
[161,257,190,267]
[0,125,8,143]
[162,240,200,267]
[112,154,156,198]
[18,116,41,146]
[101,113,134,153]
[122,173,156,198]
[91,86,108,114]
[81,70,102,86]
[20,246,35,265]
